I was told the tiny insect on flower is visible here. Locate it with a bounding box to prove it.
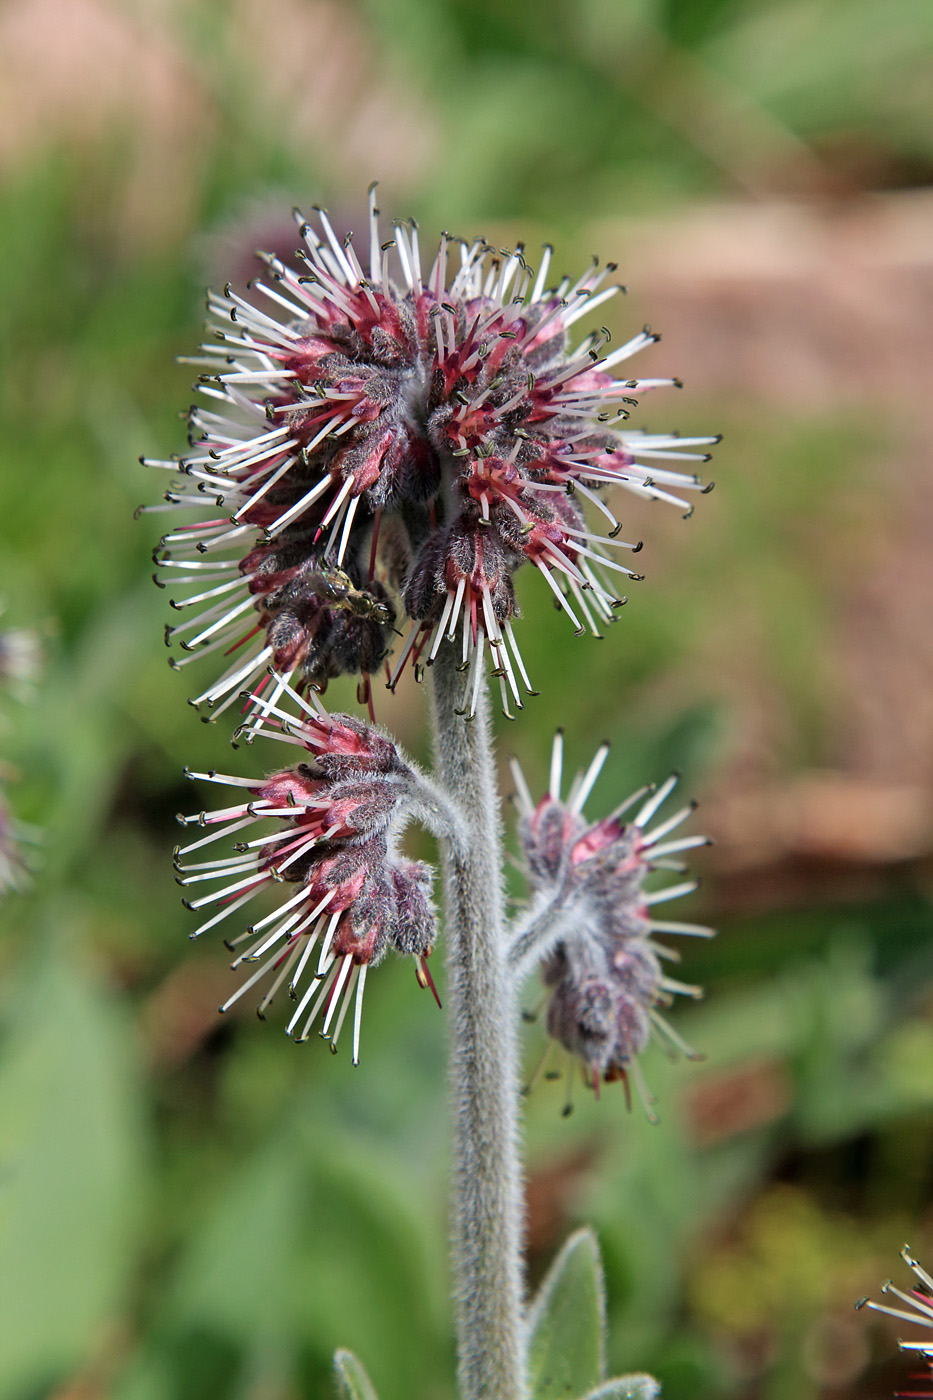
[143,189,718,722]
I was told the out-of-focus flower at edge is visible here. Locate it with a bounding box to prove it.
[174,678,445,1063]
[143,187,718,725]
[0,792,37,895]
[511,732,714,1117]
[0,617,42,700]
[0,609,42,896]
[858,1247,933,1395]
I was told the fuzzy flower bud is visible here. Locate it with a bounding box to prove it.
[144,190,718,722]
[511,732,714,1114]
[174,681,444,1062]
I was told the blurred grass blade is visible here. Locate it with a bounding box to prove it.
[526,1227,607,1400]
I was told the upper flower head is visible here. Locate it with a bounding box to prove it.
[174,680,442,1062]
[145,188,718,723]
[512,732,714,1116]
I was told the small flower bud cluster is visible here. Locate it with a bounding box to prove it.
[512,733,713,1113]
[144,189,717,723]
[174,680,440,1062]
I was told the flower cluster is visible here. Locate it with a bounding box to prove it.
[858,1247,933,1393]
[174,681,442,1062]
[512,733,713,1114]
[145,188,717,722]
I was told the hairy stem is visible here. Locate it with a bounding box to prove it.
[431,645,527,1400]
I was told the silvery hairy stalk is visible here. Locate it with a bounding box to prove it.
[145,187,718,1400]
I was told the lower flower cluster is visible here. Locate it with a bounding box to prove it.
[175,681,440,1062]
[512,733,713,1114]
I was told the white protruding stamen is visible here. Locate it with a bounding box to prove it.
[648,920,715,938]
[641,803,697,847]
[531,244,553,303]
[316,909,342,974]
[321,956,353,1037]
[569,743,609,814]
[509,757,534,818]
[286,968,324,1036]
[468,630,486,718]
[643,880,699,906]
[220,951,281,1014]
[536,562,583,632]
[257,938,306,1016]
[352,964,368,1065]
[447,577,467,641]
[634,774,679,827]
[648,835,709,859]
[190,885,262,939]
[329,963,361,1049]
[429,591,456,662]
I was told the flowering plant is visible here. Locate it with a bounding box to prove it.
[146,191,718,1400]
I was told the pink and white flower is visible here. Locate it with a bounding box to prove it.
[145,190,718,722]
[174,682,442,1062]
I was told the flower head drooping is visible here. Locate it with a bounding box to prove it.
[143,189,719,723]
[857,1248,933,1396]
[511,732,714,1116]
[174,679,443,1062]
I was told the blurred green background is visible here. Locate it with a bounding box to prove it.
[2,1,933,1397]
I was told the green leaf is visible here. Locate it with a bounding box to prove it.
[169,1137,307,1342]
[527,1227,607,1400]
[0,941,145,1396]
[582,1375,661,1400]
[334,1348,381,1400]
